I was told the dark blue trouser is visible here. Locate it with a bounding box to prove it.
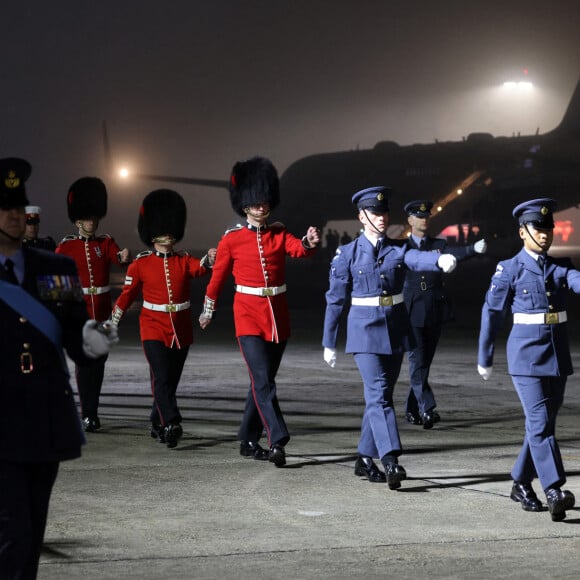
[143,340,189,426]
[0,461,59,580]
[511,374,567,491]
[75,355,108,419]
[237,336,289,447]
[354,352,403,459]
[405,323,440,415]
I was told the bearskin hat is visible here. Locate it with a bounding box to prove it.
[0,158,31,209]
[138,189,186,246]
[67,177,108,222]
[229,156,280,218]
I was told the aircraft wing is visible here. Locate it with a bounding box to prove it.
[102,121,229,190]
[132,174,229,189]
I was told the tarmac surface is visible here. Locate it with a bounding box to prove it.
[37,298,580,580]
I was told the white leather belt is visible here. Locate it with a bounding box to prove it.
[235,284,287,297]
[351,293,404,307]
[82,285,111,295]
[513,311,567,325]
[142,300,191,313]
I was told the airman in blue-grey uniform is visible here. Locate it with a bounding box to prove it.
[478,198,580,522]
[403,200,487,428]
[322,186,457,490]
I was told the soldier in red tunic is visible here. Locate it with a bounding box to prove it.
[111,189,216,448]
[56,177,131,432]
[199,156,320,467]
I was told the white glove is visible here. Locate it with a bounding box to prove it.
[323,347,337,368]
[477,365,493,381]
[437,254,457,273]
[474,239,487,254]
[82,320,119,359]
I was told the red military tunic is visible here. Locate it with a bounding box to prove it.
[113,250,209,348]
[206,223,316,342]
[56,234,123,322]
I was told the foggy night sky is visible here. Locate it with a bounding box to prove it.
[1,1,579,249]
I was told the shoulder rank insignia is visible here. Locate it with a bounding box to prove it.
[224,224,244,236]
[135,250,153,260]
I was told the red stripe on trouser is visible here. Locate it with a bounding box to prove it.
[237,338,272,445]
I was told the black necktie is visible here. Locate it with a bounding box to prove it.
[3,258,19,285]
[537,254,545,270]
[419,239,426,249]
[375,238,382,255]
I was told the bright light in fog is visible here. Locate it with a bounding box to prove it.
[119,168,130,179]
[502,81,534,90]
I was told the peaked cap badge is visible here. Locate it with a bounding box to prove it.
[5,170,20,189]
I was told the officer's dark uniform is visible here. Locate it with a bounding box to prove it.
[22,206,56,251]
[478,198,580,522]
[0,158,87,579]
[403,200,484,427]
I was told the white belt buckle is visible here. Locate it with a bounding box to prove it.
[262,287,274,297]
[545,312,559,324]
[379,296,393,307]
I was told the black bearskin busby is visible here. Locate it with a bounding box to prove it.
[67,177,108,222]
[229,156,280,218]
[0,158,31,209]
[138,189,186,246]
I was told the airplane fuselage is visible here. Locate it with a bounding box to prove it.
[279,127,580,243]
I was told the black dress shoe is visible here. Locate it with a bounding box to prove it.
[269,444,286,467]
[545,487,575,521]
[562,489,576,510]
[354,456,386,483]
[150,424,165,442]
[163,423,183,449]
[240,441,269,461]
[432,411,441,423]
[385,463,407,490]
[82,416,101,432]
[510,481,542,512]
[421,411,434,430]
[405,411,423,425]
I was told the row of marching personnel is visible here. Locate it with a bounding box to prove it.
[1,155,579,578]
